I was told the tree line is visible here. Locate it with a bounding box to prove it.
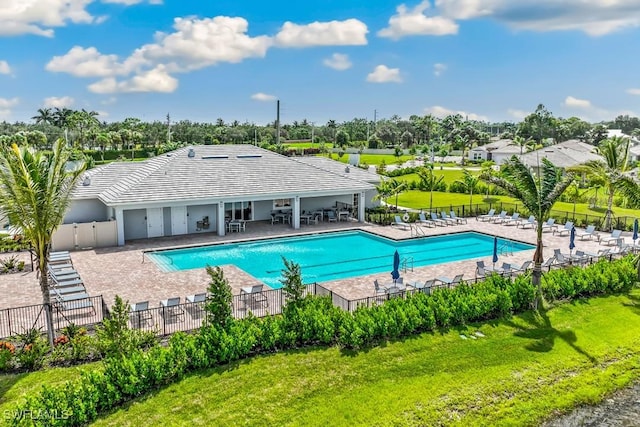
[0,104,639,155]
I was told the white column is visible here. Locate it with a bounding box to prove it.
[293,196,300,229]
[115,207,125,246]
[217,202,226,236]
[359,192,366,223]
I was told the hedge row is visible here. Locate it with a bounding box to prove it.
[9,257,637,426]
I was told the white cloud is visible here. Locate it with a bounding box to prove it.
[46,46,124,77]
[507,108,528,120]
[564,95,592,108]
[323,53,352,70]
[100,96,117,105]
[435,0,640,36]
[424,105,488,121]
[274,19,368,47]
[43,96,74,108]
[433,62,447,76]
[88,65,178,93]
[251,92,277,102]
[627,88,640,95]
[0,97,18,119]
[0,60,10,74]
[378,1,458,40]
[366,65,402,83]
[131,16,272,72]
[0,0,96,37]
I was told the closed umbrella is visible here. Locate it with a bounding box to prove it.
[492,237,498,270]
[391,250,400,283]
[633,219,638,245]
[569,226,576,256]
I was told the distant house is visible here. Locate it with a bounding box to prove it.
[468,139,521,164]
[519,140,603,172]
[61,145,379,247]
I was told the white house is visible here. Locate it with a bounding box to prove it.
[60,145,379,247]
[468,139,521,164]
[519,140,602,172]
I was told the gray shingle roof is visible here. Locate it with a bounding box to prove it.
[74,145,375,206]
[519,140,602,168]
[290,156,381,183]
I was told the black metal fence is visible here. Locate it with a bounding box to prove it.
[366,202,638,231]
[0,295,107,339]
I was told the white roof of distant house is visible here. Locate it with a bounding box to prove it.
[72,145,375,206]
[519,140,602,168]
[607,129,625,138]
[470,139,515,152]
[291,156,381,183]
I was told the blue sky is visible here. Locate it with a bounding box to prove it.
[1,0,639,125]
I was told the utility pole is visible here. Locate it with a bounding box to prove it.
[166,113,171,144]
[373,109,377,131]
[276,100,281,146]
[311,122,315,144]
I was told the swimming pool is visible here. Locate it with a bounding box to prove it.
[147,230,534,288]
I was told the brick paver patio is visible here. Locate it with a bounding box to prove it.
[0,218,624,311]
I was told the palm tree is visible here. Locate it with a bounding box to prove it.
[31,108,53,125]
[570,136,631,231]
[455,169,479,211]
[388,179,407,210]
[480,156,574,309]
[373,179,393,214]
[0,140,85,346]
[417,164,444,211]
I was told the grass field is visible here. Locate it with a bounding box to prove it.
[2,293,640,426]
[81,290,640,426]
[391,190,640,219]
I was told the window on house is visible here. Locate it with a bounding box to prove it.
[274,198,292,209]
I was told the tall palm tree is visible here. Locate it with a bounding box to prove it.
[31,108,53,125]
[480,156,574,309]
[417,164,444,211]
[388,179,407,210]
[454,169,479,210]
[570,136,630,231]
[0,140,85,346]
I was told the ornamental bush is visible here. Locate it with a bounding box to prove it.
[9,256,638,426]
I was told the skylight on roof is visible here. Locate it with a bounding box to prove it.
[201,155,228,159]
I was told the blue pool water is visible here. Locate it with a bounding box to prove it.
[147,231,534,288]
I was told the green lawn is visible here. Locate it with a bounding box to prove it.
[327,153,415,165]
[391,190,640,219]
[34,290,632,426]
[283,142,334,150]
[395,169,469,185]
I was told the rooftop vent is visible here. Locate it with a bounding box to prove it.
[188,148,195,158]
[201,155,229,159]
[82,176,91,186]
[345,166,350,173]
[236,154,262,159]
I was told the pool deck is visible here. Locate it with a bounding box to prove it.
[0,218,625,310]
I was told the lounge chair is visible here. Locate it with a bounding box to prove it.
[240,284,269,307]
[436,273,464,288]
[541,257,556,271]
[417,213,436,228]
[130,301,153,327]
[52,289,95,314]
[50,277,84,287]
[160,297,185,322]
[392,215,410,230]
[440,212,456,226]
[600,229,623,246]
[478,209,496,222]
[541,218,557,233]
[186,293,206,304]
[49,284,86,296]
[517,216,537,229]
[430,212,448,227]
[576,225,598,241]
[554,221,574,236]
[510,260,532,274]
[489,211,508,223]
[409,279,435,295]
[449,211,467,224]
[502,212,521,226]
[583,248,610,261]
[475,260,503,279]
